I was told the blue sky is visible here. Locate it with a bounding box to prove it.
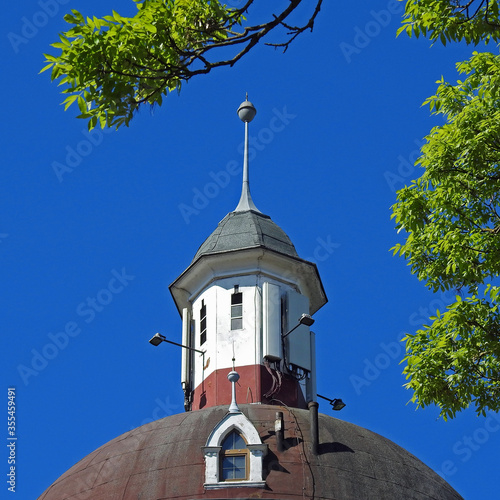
[2,1,498,498]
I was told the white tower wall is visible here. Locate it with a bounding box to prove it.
[185,272,316,403]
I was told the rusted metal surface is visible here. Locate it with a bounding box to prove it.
[39,404,463,500]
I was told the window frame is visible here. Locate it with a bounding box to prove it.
[200,299,207,346]
[220,431,249,482]
[230,287,243,330]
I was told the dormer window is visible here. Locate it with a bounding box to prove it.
[203,412,267,489]
[231,286,243,330]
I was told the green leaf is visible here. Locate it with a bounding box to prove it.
[77,96,87,114]
[63,94,78,111]
[40,62,54,74]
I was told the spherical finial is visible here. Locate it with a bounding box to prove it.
[237,94,257,123]
[227,370,240,383]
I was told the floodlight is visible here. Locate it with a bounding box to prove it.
[331,398,346,411]
[317,394,346,412]
[298,313,315,327]
[282,313,315,339]
[149,333,166,346]
[148,332,205,360]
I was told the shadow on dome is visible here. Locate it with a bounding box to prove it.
[263,450,291,478]
[318,441,355,455]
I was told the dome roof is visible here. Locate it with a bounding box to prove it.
[192,210,299,263]
[39,404,462,500]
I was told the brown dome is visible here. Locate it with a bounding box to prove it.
[39,404,462,500]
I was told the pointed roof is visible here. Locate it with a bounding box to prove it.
[192,97,299,262]
[192,209,299,263]
[170,97,327,316]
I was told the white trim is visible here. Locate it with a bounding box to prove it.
[204,480,266,490]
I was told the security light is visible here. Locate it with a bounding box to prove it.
[148,332,205,364]
[149,333,166,346]
[331,399,346,411]
[317,394,346,411]
[282,313,315,339]
[298,313,315,327]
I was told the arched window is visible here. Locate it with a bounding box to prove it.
[220,431,248,481]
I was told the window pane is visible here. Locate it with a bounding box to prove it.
[232,433,246,449]
[221,433,233,451]
[222,431,246,450]
[233,456,246,479]
[231,292,242,305]
[200,300,207,345]
[231,304,242,318]
[222,456,246,480]
[231,318,242,330]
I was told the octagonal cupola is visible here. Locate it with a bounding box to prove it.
[170,97,327,412]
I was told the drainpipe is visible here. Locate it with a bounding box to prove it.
[308,401,319,456]
[275,411,285,453]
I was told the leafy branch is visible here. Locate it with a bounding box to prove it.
[399,0,500,45]
[392,45,500,418]
[41,0,322,130]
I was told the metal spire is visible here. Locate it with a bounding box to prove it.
[235,95,261,213]
[228,346,240,413]
[227,369,241,413]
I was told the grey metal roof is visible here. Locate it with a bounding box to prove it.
[192,210,299,263]
[40,404,463,500]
